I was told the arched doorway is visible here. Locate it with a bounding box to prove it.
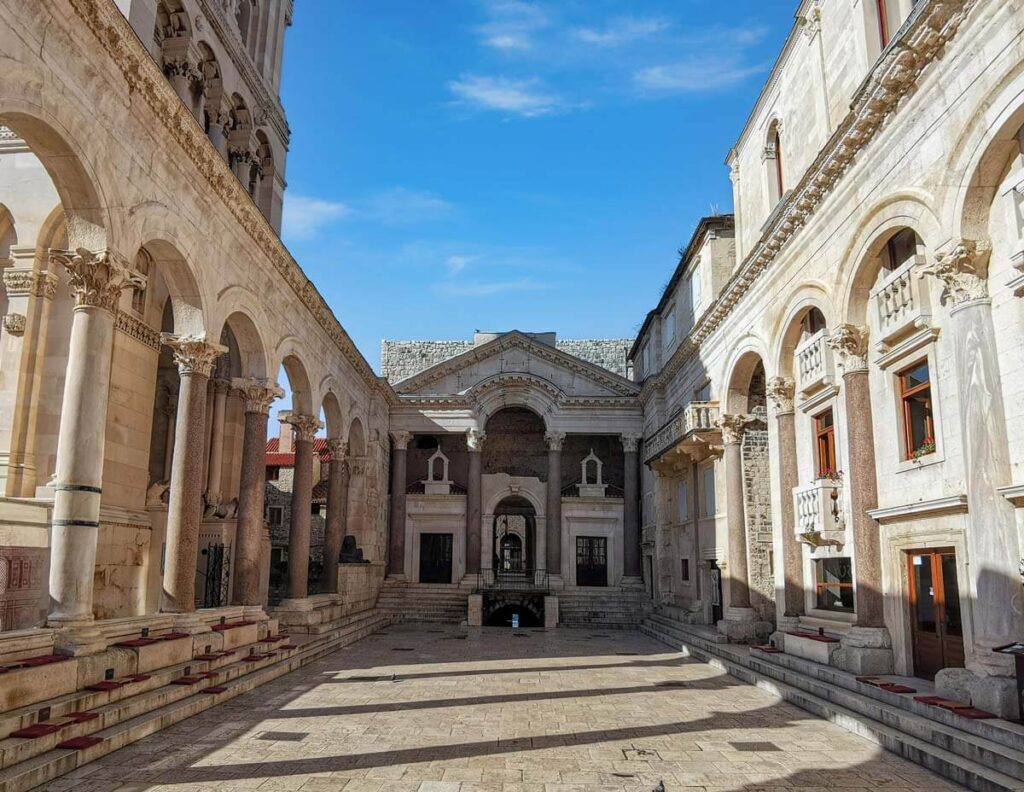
[492,496,536,580]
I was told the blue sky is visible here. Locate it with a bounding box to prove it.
[279,0,793,374]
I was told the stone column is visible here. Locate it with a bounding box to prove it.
[161,333,226,622]
[161,391,177,481]
[283,413,322,602]
[323,439,349,594]
[204,377,230,510]
[767,377,804,629]
[46,249,143,655]
[828,324,892,674]
[230,378,282,608]
[545,431,565,581]
[621,434,642,584]
[718,414,754,614]
[388,431,410,578]
[465,429,485,577]
[923,243,1024,712]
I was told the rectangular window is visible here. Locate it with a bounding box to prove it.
[268,506,283,527]
[664,304,675,349]
[266,466,280,481]
[899,359,935,460]
[700,464,716,518]
[677,480,689,522]
[681,558,690,582]
[690,268,702,314]
[814,408,837,479]
[642,343,651,375]
[815,557,855,612]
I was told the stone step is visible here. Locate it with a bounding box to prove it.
[641,618,1024,792]
[0,611,389,792]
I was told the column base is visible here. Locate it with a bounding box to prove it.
[544,596,559,630]
[385,573,408,583]
[240,605,269,622]
[48,621,108,657]
[769,615,802,651]
[170,612,214,635]
[275,597,315,612]
[833,626,893,675]
[937,667,1020,720]
[717,608,772,644]
[467,594,482,627]
[547,574,565,591]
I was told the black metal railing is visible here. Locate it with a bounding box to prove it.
[476,568,550,594]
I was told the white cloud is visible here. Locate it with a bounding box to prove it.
[634,55,766,94]
[573,16,669,47]
[281,195,350,241]
[446,255,477,274]
[365,187,454,225]
[476,0,549,51]
[448,74,563,117]
[435,277,549,297]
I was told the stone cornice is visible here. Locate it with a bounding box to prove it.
[641,0,977,401]
[396,393,642,411]
[68,0,396,405]
[396,331,640,398]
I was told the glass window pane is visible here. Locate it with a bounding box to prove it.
[902,361,929,390]
[941,554,963,637]
[912,554,937,633]
[815,557,854,612]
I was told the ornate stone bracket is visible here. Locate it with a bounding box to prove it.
[2,313,26,336]
[50,248,146,314]
[766,376,795,415]
[232,377,284,414]
[160,332,227,377]
[827,324,870,374]
[919,239,991,309]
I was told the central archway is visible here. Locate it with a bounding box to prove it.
[492,496,536,576]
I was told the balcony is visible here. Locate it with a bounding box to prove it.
[871,258,932,347]
[644,401,721,464]
[793,480,845,546]
[795,329,834,397]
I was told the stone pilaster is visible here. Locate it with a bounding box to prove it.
[45,248,143,655]
[465,429,485,577]
[923,243,1024,708]
[161,333,226,624]
[388,430,411,578]
[231,378,282,607]
[282,413,322,603]
[323,438,349,594]
[621,434,642,584]
[767,377,804,628]
[204,377,230,510]
[545,431,565,580]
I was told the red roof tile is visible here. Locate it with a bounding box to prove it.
[265,436,332,467]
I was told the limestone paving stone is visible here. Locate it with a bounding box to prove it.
[32,625,964,792]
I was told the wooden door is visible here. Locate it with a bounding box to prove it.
[419,534,453,584]
[907,549,965,678]
[575,537,608,587]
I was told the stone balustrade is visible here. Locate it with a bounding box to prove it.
[644,401,721,463]
[795,329,834,396]
[871,258,932,346]
[793,479,845,536]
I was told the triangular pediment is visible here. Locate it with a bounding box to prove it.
[394,332,639,400]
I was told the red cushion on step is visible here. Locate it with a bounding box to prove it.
[12,723,64,738]
[914,695,965,708]
[19,655,71,667]
[160,632,190,640]
[195,654,220,661]
[202,686,227,694]
[125,674,151,683]
[58,736,103,750]
[248,654,270,660]
[879,684,917,693]
[115,638,159,648]
[953,707,998,719]
[197,671,218,679]
[280,644,297,650]
[86,681,124,691]
[64,712,99,723]
[171,676,203,685]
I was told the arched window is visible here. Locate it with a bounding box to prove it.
[765,120,784,206]
[800,307,826,338]
[880,228,923,272]
[131,248,152,316]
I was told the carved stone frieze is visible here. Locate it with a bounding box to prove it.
[161,333,227,377]
[920,239,991,308]
[49,248,145,313]
[232,377,284,414]
[115,310,161,349]
[2,269,58,299]
[827,324,870,374]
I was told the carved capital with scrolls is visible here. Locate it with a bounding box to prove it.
[766,376,796,415]
[232,377,283,414]
[2,313,26,336]
[466,428,486,452]
[919,239,991,309]
[717,414,749,446]
[281,412,323,442]
[827,324,870,374]
[544,431,566,452]
[620,434,642,454]
[390,430,412,451]
[161,332,227,377]
[50,248,145,314]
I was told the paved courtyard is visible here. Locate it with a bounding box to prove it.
[43,626,962,792]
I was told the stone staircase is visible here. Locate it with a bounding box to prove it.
[376,582,469,624]
[557,589,651,629]
[0,609,390,792]
[641,611,1024,792]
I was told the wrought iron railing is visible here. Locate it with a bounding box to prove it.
[475,568,550,594]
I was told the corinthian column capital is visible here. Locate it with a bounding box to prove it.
[717,413,749,446]
[50,248,145,314]
[620,434,642,453]
[827,324,869,374]
[328,437,348,462]
[281,412,322,441]
[390,430,412,451]
[544,431,566,451]
[920,239,992,309]
[766,376,796,415]
[161,333,227,377]
[466,428,486,452]
[232,377,284,414]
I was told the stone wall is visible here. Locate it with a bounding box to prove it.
[742,420,774,623]
[381,338,634,382]
[265,466,327,564]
